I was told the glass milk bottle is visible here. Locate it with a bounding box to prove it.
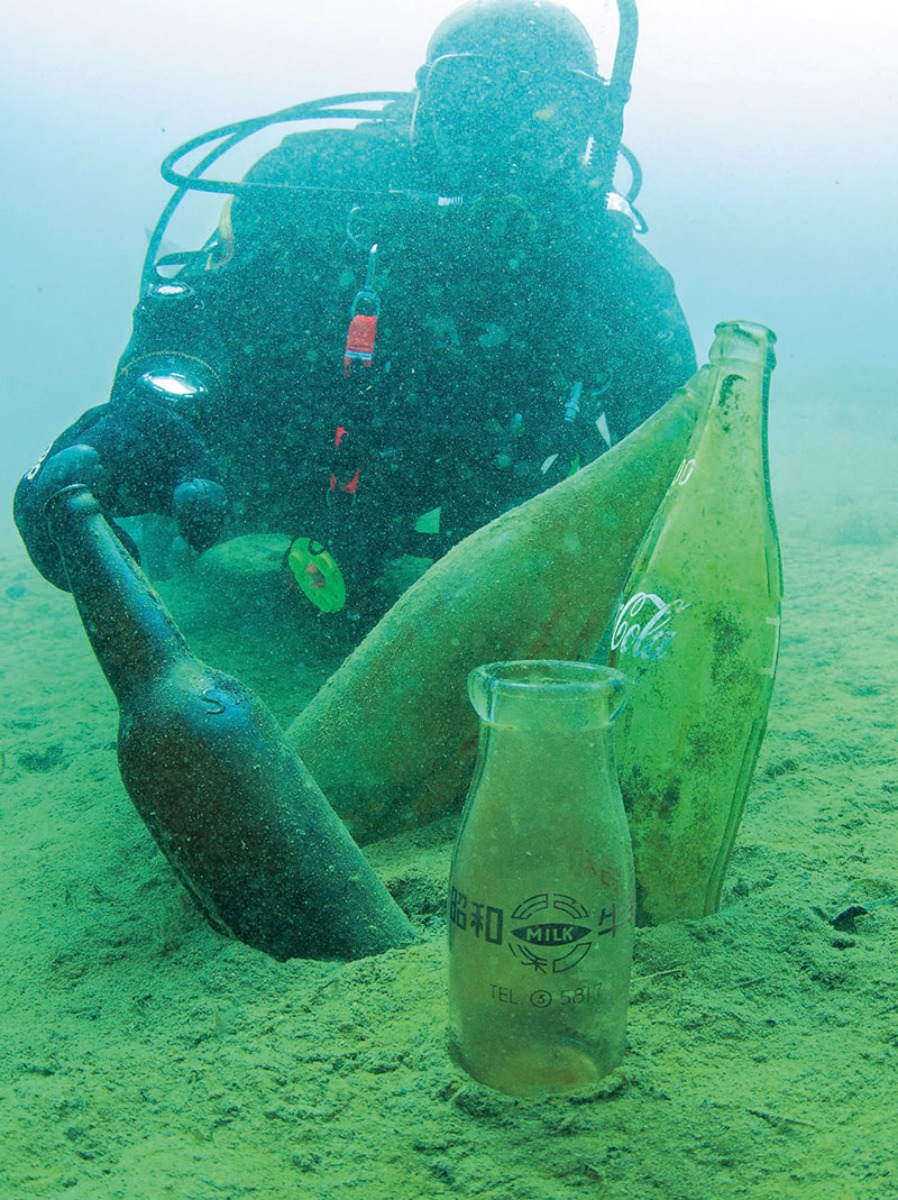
[448,660,635,1097]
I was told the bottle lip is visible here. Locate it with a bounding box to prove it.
[471,659,628,694]
[713,319,776,345]
[468,660,629,730]
[43,481,103,545]
[710,320,777,371]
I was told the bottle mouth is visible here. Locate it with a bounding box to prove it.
[710,320,777,372]
[468,659,629,731]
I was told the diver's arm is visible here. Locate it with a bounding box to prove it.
[14,264,237,591]
[17,118,408,592]
[111,270,233,427]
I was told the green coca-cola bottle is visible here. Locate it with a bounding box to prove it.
[607,321,782,925]
[43,480,414,961]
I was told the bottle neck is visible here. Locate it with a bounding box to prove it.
[691,348,771,498]
[704,321,775,480]
[45,486,190,704]
[476,721,619,799]
[468,662,626,803]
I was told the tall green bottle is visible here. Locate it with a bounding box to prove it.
[607,321,782,925]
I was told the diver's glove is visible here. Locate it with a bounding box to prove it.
[13,390,226,592]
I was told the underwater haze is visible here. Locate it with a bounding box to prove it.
[1,2,898,1198]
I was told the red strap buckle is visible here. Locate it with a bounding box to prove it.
[343,314,378,376]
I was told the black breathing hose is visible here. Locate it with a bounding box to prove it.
[611,0,639,107]
[142,93,407,292]
[141,2,643,292]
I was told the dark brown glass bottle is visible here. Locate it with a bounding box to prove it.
[44,483,414,961]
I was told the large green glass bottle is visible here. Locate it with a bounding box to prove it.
[289,379,707,845]
[607,321,782,925]
[448,661,635,1097]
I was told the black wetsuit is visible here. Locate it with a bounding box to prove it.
[15,114,696,627]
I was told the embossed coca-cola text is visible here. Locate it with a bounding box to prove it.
[610,592,691,662]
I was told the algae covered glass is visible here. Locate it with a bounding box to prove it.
[607,320,783,925]
[43,482,413,962]
[448,660,635,1097]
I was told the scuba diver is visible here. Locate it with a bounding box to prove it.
[14,0,696,641]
